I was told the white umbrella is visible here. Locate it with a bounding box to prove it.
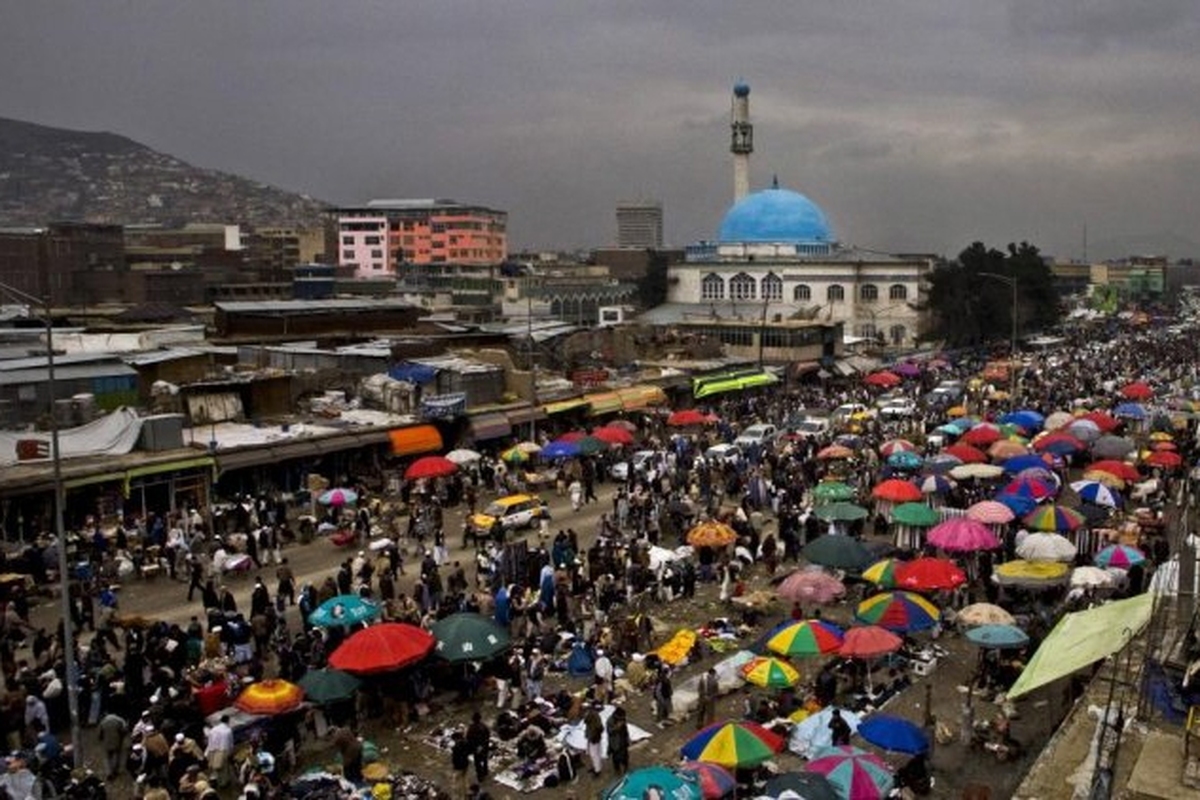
[1015,532,1078,563]
[1070,566,1114,589]
[445,448,482,465]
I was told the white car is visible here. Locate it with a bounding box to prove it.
[789,417,831,439]
[879,398,917,418]
[610,450,658,481]
[734,424,778,448]
[704,443,743,465]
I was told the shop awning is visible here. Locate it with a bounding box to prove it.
[64,472,127,491]
[543,398,589,415]
[584,391,623,417]
[1007,592,1153,699]
[469,412,511,441]
[617,385,667,412]
[507,406,546,426]
[388,424,444,457]
[693,371,779,400]
[792,361,821,375]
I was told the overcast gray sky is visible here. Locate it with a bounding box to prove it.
[2,1,1198,259]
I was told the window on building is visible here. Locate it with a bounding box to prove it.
[860,284,878,302]
[341,236,353,245]
[730,272,756,301]
[762,272,783,301]
[890,284,909,301]
[859,324,877,339]
[370,249,383,258]
[701,273,725,301]
[793,284,812,302]
[827,284,845,303]
[890,324,907,345]
[342,250,355,260]
[373,263,383,270]
[364,236,381,245]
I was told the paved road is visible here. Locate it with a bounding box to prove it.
[29,482,624,641]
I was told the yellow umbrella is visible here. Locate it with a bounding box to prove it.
[687,520,738,548]
[947,406,968,418]
[500,445,529,464]
[740,656,801,689]
[1149,431,1173,442]
[994,560,1069,587]
[234,679,304,716]
[1082,470,1125,489]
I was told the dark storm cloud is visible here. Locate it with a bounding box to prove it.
[0,1,1197,259]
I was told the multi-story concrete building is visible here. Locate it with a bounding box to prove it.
[0,222,126,306]
[616,201,664,249]
[335,199,507,279]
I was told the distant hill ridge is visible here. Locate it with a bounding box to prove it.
[0,116,329,229]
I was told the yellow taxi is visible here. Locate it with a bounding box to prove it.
[467,493,550,543]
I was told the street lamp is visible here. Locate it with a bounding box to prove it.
[978,271,1019,397]
[0,280,82,767]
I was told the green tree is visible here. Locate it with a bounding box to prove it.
[923,241,1062,348]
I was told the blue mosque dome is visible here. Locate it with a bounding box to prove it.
[717,186,833,244]
[733,81,750,98]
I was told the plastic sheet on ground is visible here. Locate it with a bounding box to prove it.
[788,706,863,758]
[556,703,652,756]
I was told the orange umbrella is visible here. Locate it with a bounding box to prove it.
[234,679,304,716]
[329,623,436,674]
[871,479,922,503]
[817,444,856,460]
[687,520,738,548]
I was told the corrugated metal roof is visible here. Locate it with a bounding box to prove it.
[214,298,414,313]
[0,351,127,370]
[120,348,207,366]
[0,362,137,386]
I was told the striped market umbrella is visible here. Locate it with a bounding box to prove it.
[1023,504,1086,533]
[879,439,917,457]
[917,474,956,495]
[318,487,358,506]
[1002,476,1059,501]
[678,762,736,800]
[863,558,902,588]
[966,500,1016,524]
[680,720,785,768]
[740,656,801,688]
[1094,544,1146,570]
[1086,460,1142,482]
[855,591,941,633]
[805,745,895,800]
[1069,480,1123,508]
[766,619,845,658]
[943,443,988,464]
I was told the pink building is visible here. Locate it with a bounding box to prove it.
[337,199,507,279]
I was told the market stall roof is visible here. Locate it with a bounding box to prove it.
[1007,592,1153,699]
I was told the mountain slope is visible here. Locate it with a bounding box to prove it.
[0,116,328,228]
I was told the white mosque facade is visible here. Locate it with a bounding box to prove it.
[658,83,932,348]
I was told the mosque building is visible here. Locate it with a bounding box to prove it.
[648,82,933,350]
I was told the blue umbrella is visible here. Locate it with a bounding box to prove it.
[1113,402,1147,420]
[887,451,924,471]
[1003,454,1052,474]
[950,416,981,431]
[925,454,963,474]
[994,492,1037,517]
[539,440,581,459]
[965,623,1029,649]
[1000,410,1044,433]
[308,595,380,628]
[857,714,931,755]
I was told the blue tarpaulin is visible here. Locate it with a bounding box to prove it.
[389,362,438,385]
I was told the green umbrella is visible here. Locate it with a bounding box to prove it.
[814,502,869,522]
[813,482,856,504]
[576,436,607,456]
[430,612,512,662]
[297,668,361,705]
[890,502,940,527]
[802,536,874,571]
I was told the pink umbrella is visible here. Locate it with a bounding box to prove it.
[966,500,1016,525]
[778,569,847,605]
[926,517,1002,552]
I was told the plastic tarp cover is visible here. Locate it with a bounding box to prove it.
[0,407,143,467]
[388,362,438,385]
[1007,592,1154,700]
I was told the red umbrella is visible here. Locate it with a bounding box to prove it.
[592,426,635,446]
[329,623,435,674]
[1145,450,1182,468]
[668,409,711,427]
[942,443,988,464]
[1032,432,1085,454]
[960,424,1001,447]
[404,455,459,481]
[839,626,903,659]
[871,479,922,504]
[1086,460,1142,482]
[679,762,737,799]
[864,371,902,388]
[895,557,967,591]
[1079,411,1120,432]
[1120,381,1153,400]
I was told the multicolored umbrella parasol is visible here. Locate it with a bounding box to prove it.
[855,591,941,632]
[766,619,845,657]
[1094,544,1146,569]
[740,656,801,688]
[1022,504,1086,533]
[805,745,895,800]
[679,720,785,768]
[318,488,358,506]
[1069,480,1122,508]
[678,762,735,800]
